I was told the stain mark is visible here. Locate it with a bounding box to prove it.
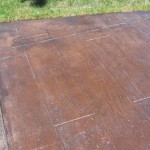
[33,143,58,150]
[0,72,8,101]
[15,25,19,37]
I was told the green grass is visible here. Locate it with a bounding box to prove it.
[0,0,150,22]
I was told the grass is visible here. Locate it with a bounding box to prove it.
[0,0,150,22]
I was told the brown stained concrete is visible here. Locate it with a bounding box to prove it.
[0,11,150,150]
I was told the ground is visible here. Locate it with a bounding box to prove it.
[0,11,150,150]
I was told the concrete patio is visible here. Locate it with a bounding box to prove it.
[0,11,150,150]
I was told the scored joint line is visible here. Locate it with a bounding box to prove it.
[0,54,25,61]
[54,113,95,127]
[86,35,110,42]
[19,32,48,40]
[134,96,150,103]
[0,22,126,51]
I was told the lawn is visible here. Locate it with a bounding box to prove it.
[0,0,150,22]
